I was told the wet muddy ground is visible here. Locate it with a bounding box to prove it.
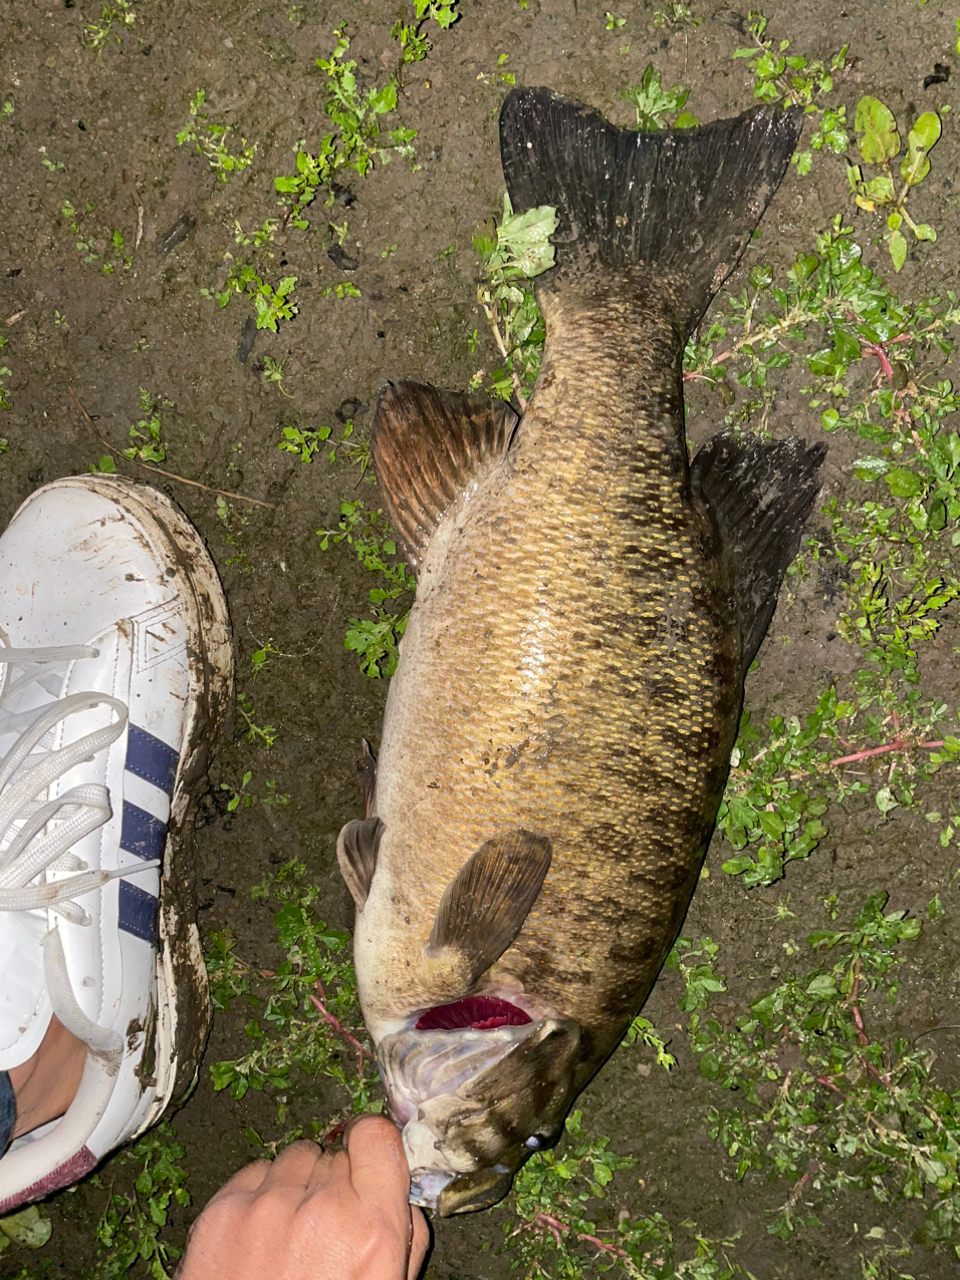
[1,1,960,1277]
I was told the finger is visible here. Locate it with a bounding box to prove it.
[202,1157,272,1206]
[259,1140,328,1190]
[407,1206,431,1280]
[347,1115,411,1218]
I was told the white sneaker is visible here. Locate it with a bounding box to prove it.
[0,477,232,1211]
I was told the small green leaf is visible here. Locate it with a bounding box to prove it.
[876,785,899,816]
[0,1206,52,1250]
[854,95,900,163]
[907,109,941,151]
[913,223,936,242]
[884,466,923,498]
[888,227,907,272]
[805,974,837,999]
[886,210,902,231]
[863,172,894,204]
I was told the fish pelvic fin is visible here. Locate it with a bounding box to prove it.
[337,815,383,910]
[425,828,552,989]
[691,431,827,670]
[499,88,802,339]
[372,381,519,576]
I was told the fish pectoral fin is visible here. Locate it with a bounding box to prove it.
[371,381,519,576]
[690,432,827,671]
[337,816,384,910]
[426,828,552,986]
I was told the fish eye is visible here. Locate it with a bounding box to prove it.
[524,1122,564,1151]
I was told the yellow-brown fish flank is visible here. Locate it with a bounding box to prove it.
[341,88,826,1216]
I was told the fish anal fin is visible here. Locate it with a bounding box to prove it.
[372,381,519,575]
[691,431,827,670]
[426,829,552,988]
[337,816,384,911]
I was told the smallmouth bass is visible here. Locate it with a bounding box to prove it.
[337,87,826,1216]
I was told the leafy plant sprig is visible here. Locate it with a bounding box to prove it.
[847,97,942,272]
[621,65,699,130]
[683,896,960,1246]
[318,500,415,677]
[207,860,375,1117]
[732,10,848,173]
[473,193,556,406]
[93,1125,190,1279]
[507,1110,750,1278]
[392,0,460,67]
[176,89,255,181]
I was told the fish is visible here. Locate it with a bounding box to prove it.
[336,86,826,1217]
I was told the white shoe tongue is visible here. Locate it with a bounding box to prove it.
[0,908,51,1068]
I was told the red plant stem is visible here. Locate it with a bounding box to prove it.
[576,1233,632,1261]
[816,1075,845,1096]
[830,737,943,766]
[310,983,374,1064]
[860,342,895,383]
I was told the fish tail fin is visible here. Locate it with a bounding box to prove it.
[691,432,827,669]
[499,88,802,339]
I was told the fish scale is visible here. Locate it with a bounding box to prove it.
[336,87,826,1216]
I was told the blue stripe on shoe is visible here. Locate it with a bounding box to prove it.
[118,880,158,943]
[125,724,179,795]
[120,801,168,862]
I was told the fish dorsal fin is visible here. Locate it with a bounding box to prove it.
[371,381,519,575]
[337,816,384,911]
[426,829,552,987]
[690,430,827,671]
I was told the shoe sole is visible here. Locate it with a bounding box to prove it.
[50,476,234,1131]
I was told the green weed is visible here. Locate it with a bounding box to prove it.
[506,1111,749,1278]
[176,90,255,182]
[204,9,451,336]
[219,771,289,812]
[477,53,517,87]
[83,0,136,53]
[0,1206,52,1258]
[473,194,556,406]
[260,355,292,395]
[207,860,376,1123]
[684,896,960,1249]
[39,148,64,173]
[122,389,168,464]
[624,1018,678,1071]
[652,2,700,30]
[621,66,699,130]
[318,500,415,677]
[733,10,848,174]
[91,1125,189,1279]
[60,200,131,274]
[847,98,941,271]
[274,24,417,231]
[392,0,460,67]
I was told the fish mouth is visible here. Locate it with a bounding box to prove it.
[414,995,533,1032]
[379,1004,581,1215]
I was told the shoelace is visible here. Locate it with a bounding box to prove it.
[0,643,158,1064]
[0,645,156,924]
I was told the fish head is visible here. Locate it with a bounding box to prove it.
[378,995,581,1216]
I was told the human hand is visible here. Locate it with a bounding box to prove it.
[177,1116,430,1280]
